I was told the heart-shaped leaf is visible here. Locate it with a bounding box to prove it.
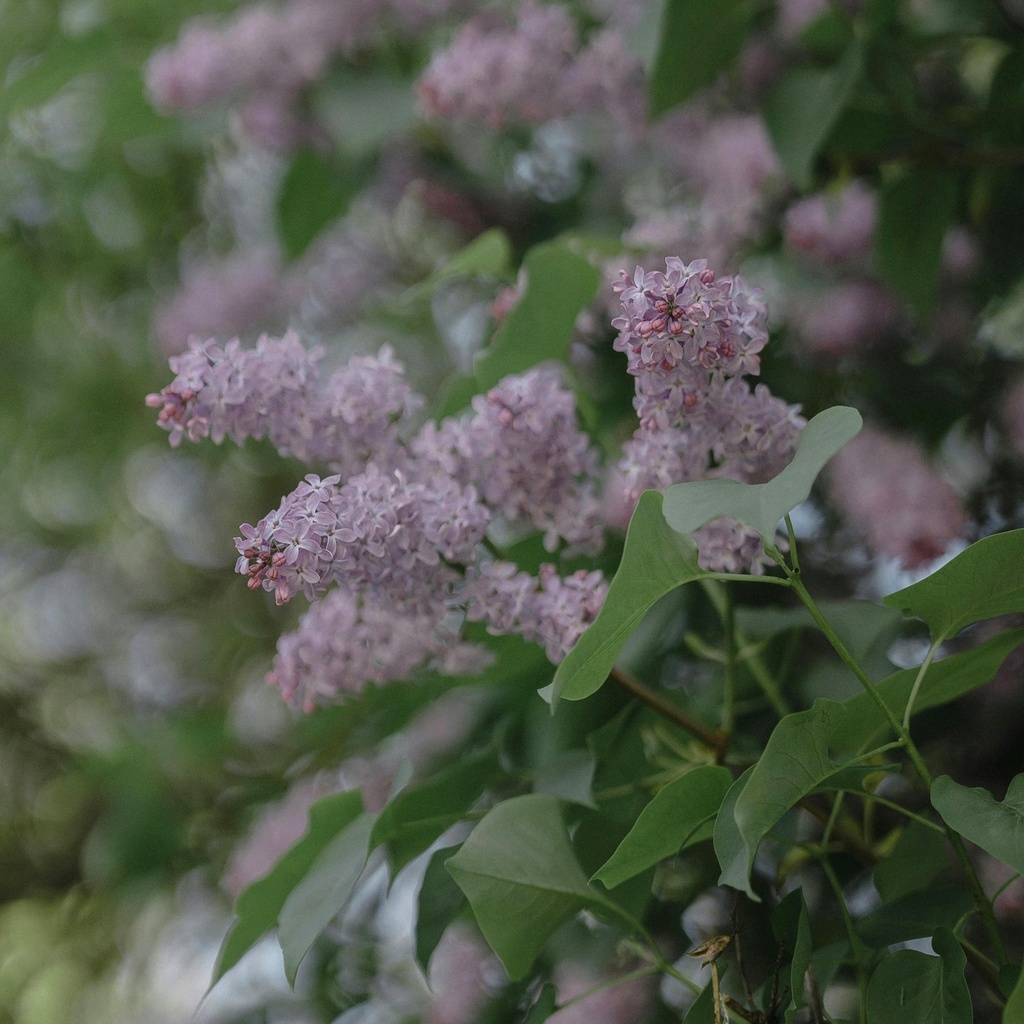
[445,794,595,979]
[662,407,862,543]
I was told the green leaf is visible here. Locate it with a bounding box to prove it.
[415,228,514,303]
[212,791,364,984]
[883,530,1024,641]
[662,407,863,543]
[764,43,863,188]
[524,983,559,1024]
[277,149,368,260]
[445,795,595,979]
[683,970,726,1023]
[370,747,502,871]
[932,773,1024,877]
[772,889,812,1024]
[278,811,376,985]
[474,242,599,391]
[716,700,875,900]
[553,491,705,703]
[535,749,597,808]
[857,882,974,948]
[874,821,950,903]
[415,845,467,974]
[865,927,972,1023]
[1005,965,1024,1024]
[593,766,732,888]
[647,0,754,118]
[876,166,958,321]
[713,767,756,901]
[834,625,1024,751]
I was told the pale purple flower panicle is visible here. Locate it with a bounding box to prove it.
[414,365,605,555]
[613,257,804,573]
[417,2,579,128]
[145,333,419,477]
[828,424,967,568]
[464,561,608,664]
[234,466,488,608]
[417,1,641,130]
[269,588,486,711]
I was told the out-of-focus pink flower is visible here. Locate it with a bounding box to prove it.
[828,424,968,568]
[548,961,655,1024]
[795,281,903,356]
[783,181,876,266]
[428,923,506,1024]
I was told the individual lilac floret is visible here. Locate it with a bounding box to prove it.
[828,424,967,568]
[269,588,488,712]
[464,561,607,664]
[146,333,419,478]
[414,366,605,555]
[783,180,877,266]
[612,258,804,573]
[234,467,488,607]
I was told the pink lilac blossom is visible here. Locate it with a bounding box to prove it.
[234,467,487,607]
[783,181,877,266]
[413,365,605,555]
[612,258,804,572]
[145,333,419,477]
[464,561,608,663]
[417,2,642,131]
[828,424,968,568]
[268,587,487,710]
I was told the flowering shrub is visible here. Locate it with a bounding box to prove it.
[10,0,1024,1020]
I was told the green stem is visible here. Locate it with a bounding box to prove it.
[552,964,661,1012]
[902,635,943,732]
[861,793,946,834]
[817,853,870,1024]
[722,588,736,736]
[700,579,792,717]
[610,667,728,760]
[781,565,1007,963]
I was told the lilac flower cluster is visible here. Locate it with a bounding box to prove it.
[613,258,804,572]
[234,468,487,607]
[146,0,458,147]
[145,333,419,478]
[828,424,967,568]
[416,1,641,130]
[783,181,877,266]
[464,561,608,664]
[414,366,604,555]
[268,587,488,712]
